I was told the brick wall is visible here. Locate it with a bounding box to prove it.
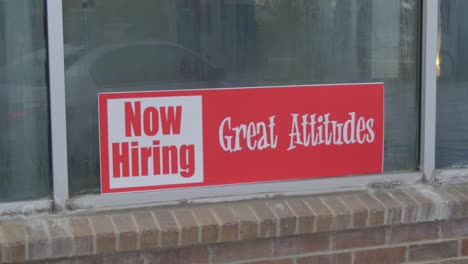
[4,183,468,263]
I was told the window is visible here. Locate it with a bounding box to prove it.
[62,0,421,195]
[0,0,51,202]
[436,0,468,168]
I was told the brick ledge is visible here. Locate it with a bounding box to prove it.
[1,182,468,263]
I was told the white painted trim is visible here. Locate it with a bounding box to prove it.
[0,199,52,217]
[67,172,423,211]
[420,0,438,181]
[47,0,69,210]
[434,168,468,183]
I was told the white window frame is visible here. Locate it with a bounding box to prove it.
[420,0,438,181]
[0,0,440,213]
[47,0,69,211]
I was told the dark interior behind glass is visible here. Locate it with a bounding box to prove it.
[63,0,421,195]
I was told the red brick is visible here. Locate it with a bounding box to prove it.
[240,259,294,264]
[211,239,271,264]
[1,221,27,262]
[154,209,180,247]
[286,199,315,234]
[354,247,406,264]
[90,215,116,254]
[103,252,146,264]
[322,197,351,231]
[440,258,468,264]
[37,255,102,263]
[434,186,468,219]
[46,219,73,258]
[267,201,297,236]
[339,194,368,228]
[404,189,435,221]
[132,211,158,249]
[388,190,420,223]
[249,202,277,238]
[112,213,137,251]
[372,191,402,225]
[304,198,333,232]
[273,234,329,256]
[409,241,458,261]
[442,219,468,238]
[462,238,468,256]
[388,222,439,244]
[192,207,219,243]
[171,209,199,246]
[148,245,209,264]
[69,217,94,256]
[297,252,351,264]
[231,204,259,240]
[356,193,385,227]
[26,220,51,260]
[211,206,239,242]
[333,228,385,250]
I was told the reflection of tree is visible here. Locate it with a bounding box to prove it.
[256,0,362,82]
[254,0,305,82]
[399,0,418,80]
[356,1,372,79]
[259,0,419,82]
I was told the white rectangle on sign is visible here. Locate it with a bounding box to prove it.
[105,95,203,191]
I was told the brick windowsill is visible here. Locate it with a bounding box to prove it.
[1,182,468,263]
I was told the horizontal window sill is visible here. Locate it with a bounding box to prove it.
[66,171,423,211]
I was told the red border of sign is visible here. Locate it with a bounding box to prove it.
[99,83,384,194]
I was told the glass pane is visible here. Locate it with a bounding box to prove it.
[63,0,421,195]
[436,0,468,168]
[0,0,51,201]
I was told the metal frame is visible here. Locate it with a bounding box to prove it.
[47,0,69,210]
[420,0,438,182]
[0,0,446,213]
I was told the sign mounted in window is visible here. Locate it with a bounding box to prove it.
[98,83,384,194]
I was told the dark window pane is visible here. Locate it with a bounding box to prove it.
[63,0,421,195]
[436,0,468,168]
[0,0,51,201]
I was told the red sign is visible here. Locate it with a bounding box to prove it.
[99,83,384,194]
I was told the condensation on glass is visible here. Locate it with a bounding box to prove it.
[0,0,51,201]
[63,0,421,195]
[436,0,468,168]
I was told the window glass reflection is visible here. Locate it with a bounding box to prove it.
[63,0,421,194]
[0,0,51,201]
[436,0,468,168]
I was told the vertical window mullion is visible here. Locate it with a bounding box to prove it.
[420,0,438,181]
[47,0,69,209]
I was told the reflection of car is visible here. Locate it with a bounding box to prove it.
[65,41,227,192]
[66,41,226,106]
[0,44,84,128]
[0,47,49,144]
[0,47,54,198]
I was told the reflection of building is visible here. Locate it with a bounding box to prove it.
[63,0,419,84]
[0,0,50,200]
[175,0,257,74]
[439,0,468,80]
